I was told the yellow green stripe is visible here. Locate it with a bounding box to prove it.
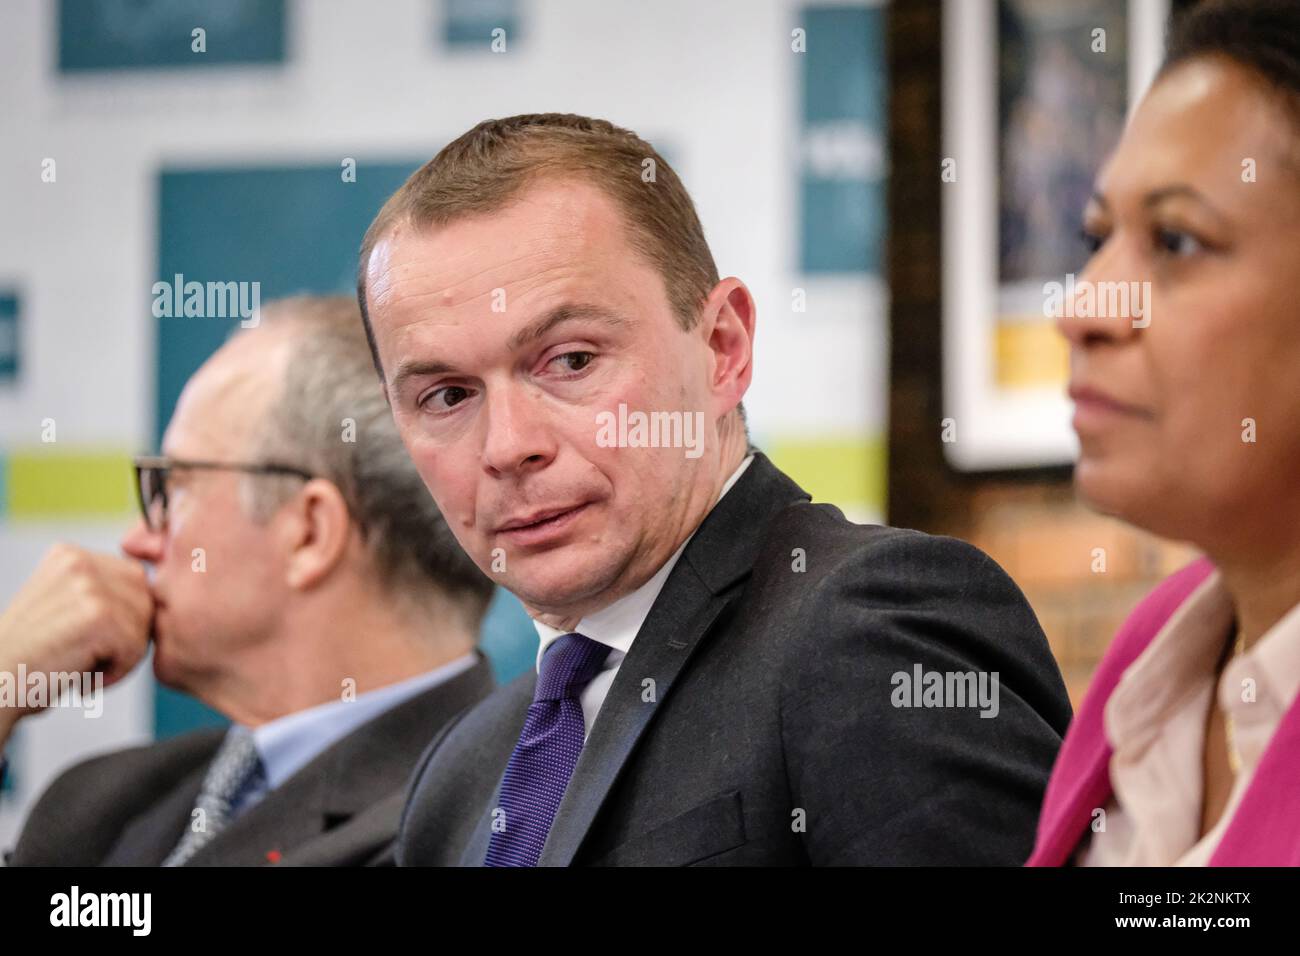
[1,442,888,520]
[767,435,885,513]
[5,449,135,519]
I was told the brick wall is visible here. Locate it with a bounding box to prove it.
[960,485,1197,705]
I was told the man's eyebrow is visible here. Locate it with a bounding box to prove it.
[389,359,457,395]
[506,304,630,352]
[388,305,629,395]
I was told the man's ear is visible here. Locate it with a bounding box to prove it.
[699,277,756,419]
[282,479,353,590]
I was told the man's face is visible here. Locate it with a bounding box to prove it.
[365,178,739,620]
[121,330,293,690]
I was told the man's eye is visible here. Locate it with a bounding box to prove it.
[424,385,473,411]
[1155,228,1203,257]
[552,351,594,373]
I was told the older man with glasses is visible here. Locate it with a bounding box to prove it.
[0,295,495,866]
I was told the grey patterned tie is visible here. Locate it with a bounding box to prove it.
[161,728,263,867]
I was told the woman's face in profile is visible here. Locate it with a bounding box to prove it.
[1059,55,1300,550]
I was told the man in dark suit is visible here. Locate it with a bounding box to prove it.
[358,114,1072,865]
[0,296,495,866]
[7,660,489,866]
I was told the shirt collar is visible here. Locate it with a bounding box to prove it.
[532,454,755,671]
[245,652,479,789]
[1106,567,1300,759]
[1220,587,1300,752]
[1105,569,1232,753]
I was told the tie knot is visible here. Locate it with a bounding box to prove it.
[535,632,611,702]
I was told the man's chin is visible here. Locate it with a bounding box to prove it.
[150,654,175,688]
[506,559,624,619]
[150,644,190,693]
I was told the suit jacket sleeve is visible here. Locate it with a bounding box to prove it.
[779,530,1071,865]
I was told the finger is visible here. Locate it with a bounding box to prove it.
[93,555,155,633]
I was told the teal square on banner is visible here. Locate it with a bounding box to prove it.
[0,293,18,382]
[59,0,286,72]
[155,162,420,447]
[443,0,520,49]
[799,5,886,275]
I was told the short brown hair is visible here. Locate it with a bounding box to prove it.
[356,113,720,377]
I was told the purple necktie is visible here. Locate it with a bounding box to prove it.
[484,632,611,867]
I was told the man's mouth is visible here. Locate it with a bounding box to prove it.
[495,502,591,546]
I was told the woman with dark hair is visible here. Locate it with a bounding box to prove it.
[1030,0,1300,865]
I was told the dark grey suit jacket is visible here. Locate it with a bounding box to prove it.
[398,453,1072,866]
[7,654,493,866]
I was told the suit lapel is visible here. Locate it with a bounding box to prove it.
[538,566,734,866]
[103,759,211,865]
[535,452,809,866]
[461,794,501,865]
[188,766,330,865]
[194,654,496,866]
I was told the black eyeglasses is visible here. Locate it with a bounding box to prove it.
[132,455,315,532]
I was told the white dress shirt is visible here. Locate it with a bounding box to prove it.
[531,454,755,737]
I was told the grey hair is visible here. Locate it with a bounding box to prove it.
[242,295,493,627]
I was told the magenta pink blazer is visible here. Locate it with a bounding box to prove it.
[1027,557,1300,866]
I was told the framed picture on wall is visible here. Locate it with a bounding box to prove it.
[940,0,1169,471]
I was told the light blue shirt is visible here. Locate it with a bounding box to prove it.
[229,652,479,817]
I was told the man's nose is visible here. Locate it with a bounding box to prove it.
[1055,236,1147,349]
[480,384,558,479]
[120,517,163,563]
